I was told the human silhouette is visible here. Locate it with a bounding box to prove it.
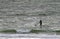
[39,20,42,28]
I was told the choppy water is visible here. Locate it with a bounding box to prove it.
[0,0,60,38]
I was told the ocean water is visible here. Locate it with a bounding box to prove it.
[0,0,60,38]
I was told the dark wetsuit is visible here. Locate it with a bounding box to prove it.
[39,20,42,28]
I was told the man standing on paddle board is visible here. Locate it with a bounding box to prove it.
[35,20,42,28]
[39,20,42,28]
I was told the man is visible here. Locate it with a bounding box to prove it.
[39,20,42,28]
[35,20,42,28]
